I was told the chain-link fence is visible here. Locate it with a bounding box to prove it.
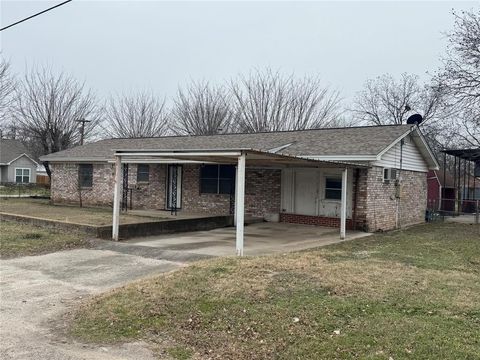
[427,198,479,224]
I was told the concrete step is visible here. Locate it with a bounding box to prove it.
[245,215,264,225]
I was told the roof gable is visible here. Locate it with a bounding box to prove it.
[0,139,36,165]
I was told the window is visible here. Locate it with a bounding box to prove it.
[15,168,30,183]
[200,165,235,194]
[383,168,397,182]
[325,177,342,200]
[137,164,150,182]
[78,164,93,188]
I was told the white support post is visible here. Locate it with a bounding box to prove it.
[234,164,239,224]
[235,152,246,256]
[112,155,122,241]
[340,167,348,240]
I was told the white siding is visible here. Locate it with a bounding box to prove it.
[6,156,37,183]
[373,134,428,173]
[281,168,353,218]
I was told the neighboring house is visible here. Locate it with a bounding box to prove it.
[0,138,38,184]
[40,124,439,232]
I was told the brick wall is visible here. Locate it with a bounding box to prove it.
[280,213,354,229]
[50,163,281,218]
[399,170,427,227]
[127,164,166,210]
[354,166,427,232]
[181,165,281,217]
[51,163,114,206]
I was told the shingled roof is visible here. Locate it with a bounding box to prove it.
[0,139,36,165]
[41,124,414,162]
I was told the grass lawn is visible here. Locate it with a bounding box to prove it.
[0,198,164,226]
[0,221,89,259]
[70,223,480,360]
[0,184,50,196]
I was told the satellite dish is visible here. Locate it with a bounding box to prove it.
[406,113,423,125]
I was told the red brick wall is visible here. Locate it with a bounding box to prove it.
[181,165,281,217]
[50,163,281,218]
[280,213,354,229]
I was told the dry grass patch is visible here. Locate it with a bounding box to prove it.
[0,198,163,226]
[0,221,89,258]
[71,223,480,359]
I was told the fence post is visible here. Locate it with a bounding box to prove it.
[476,200,479,225]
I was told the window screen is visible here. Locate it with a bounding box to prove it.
[137,164,150,182]
[200,165,235,194]
[78,164,93,188]
[325,177,342,200]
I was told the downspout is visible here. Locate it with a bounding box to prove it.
[395,138,404,229]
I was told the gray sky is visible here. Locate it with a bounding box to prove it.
[1,1,478,105]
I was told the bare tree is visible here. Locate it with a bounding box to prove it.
[352,73,443,125]
[12,67,100,177]
[104,92,169,138]
[171,81,233,135]
[435,9,480,147]
[0,56,16,133]
[231,69,342,132]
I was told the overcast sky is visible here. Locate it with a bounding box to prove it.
[1,1,478,106]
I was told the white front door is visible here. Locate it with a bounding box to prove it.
[167,165,182,209]
[294,169,319,215]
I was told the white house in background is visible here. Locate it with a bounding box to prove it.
[0,138,38,184]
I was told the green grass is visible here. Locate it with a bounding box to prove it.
[0,221,89,258]
[70,223,480,359]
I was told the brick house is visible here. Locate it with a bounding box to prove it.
[41,124,439,240]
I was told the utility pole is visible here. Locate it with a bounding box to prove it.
[76,119,91,145]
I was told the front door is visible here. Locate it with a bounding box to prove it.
[294,169,319,215]
[167,165,182,210]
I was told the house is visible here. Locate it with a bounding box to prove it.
[0,138,38,184]
[40,124,439,244]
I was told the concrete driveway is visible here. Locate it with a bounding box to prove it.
[126,222,371,257]
[0,249,183,360]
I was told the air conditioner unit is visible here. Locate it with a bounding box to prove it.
[383,168,397,182]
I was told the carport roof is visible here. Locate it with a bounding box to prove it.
[40,124,414,162]
[113,148,368,168]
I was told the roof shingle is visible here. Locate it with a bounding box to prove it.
[41,124,414,161]
[0,139,32,164]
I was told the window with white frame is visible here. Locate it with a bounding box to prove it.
[325,177,342,200]
[15,168,31,183]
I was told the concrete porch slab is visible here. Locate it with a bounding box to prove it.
[126,222,372,257]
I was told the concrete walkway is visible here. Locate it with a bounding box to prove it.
[126,222,372,257]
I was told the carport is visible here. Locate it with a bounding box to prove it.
[111,148,365,256]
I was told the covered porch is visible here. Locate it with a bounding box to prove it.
[111,148,366,256]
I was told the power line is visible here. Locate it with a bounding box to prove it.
[0,0,73,32]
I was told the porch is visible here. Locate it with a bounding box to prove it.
[111,148,368,255]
